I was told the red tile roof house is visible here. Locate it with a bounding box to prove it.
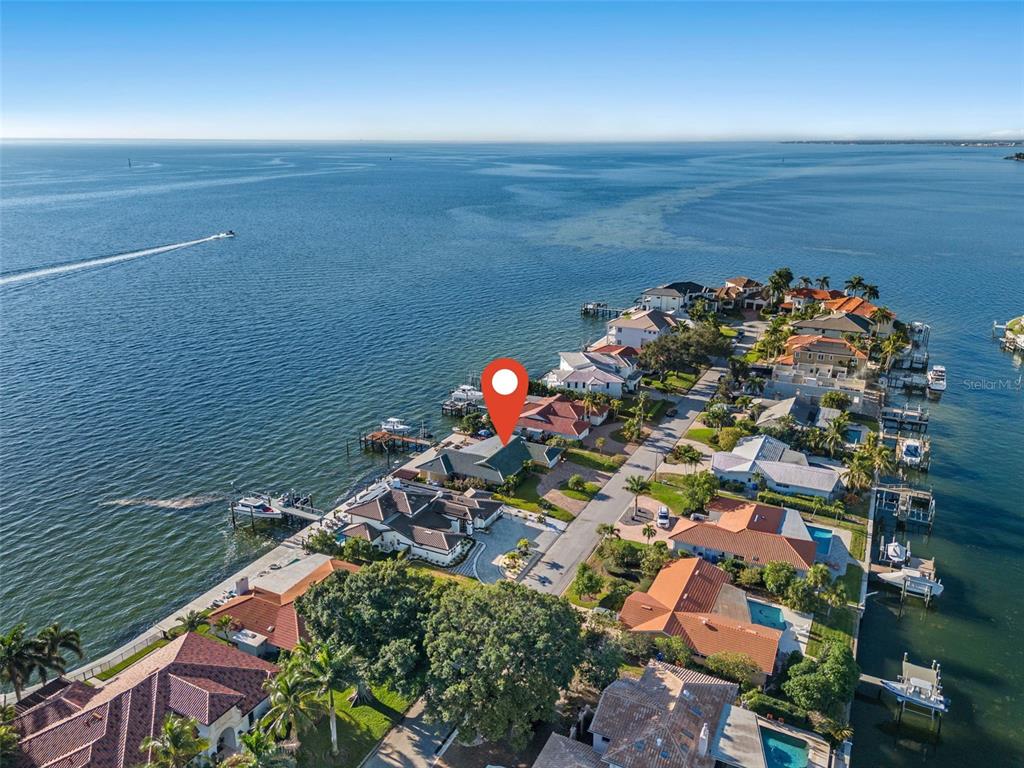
[12,633,278,767]
[668,497,818,576]
[517,394,610,441]
[779,287,845,313]
[773,334,868,380]
[208,558,359,657]
[619,558,782,686]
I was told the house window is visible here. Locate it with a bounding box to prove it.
[817,353,825,361]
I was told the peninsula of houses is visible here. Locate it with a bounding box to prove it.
[2,269,946,768]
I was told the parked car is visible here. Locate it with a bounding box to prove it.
[657,506,671,529]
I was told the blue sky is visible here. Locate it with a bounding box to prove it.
[2,1,1022,140]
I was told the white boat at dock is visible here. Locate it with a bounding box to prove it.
[449,384,484,403]
[926,365,946,396]
[899,438,925,468]
[875,561,944,598]
[232,494,282,520]
[380,417,413,433]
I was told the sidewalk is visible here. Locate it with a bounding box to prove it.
[521,364,725,596]
[362,698,451,768]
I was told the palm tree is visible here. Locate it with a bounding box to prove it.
[671,444,703,474]
[862,284,880,301]
[816,275,830,289]
[172,609,209,636]
[0,623,45,700]
[214,615,235,642]
[844,275,866,296]
[625,475,651,519]
[262,670,321,753]
[797,275,812,289]
[609,399,623,419]
[880,330,909,371]
[0,723,18,762]
[140,713,210,768]
[596,523,620,541]
[642,524,657,544]
[821,582,848,618]
[806,563,831,591]
[292,642,360,755]
[223,728,296,768]
[844,454,874,493]
[581,390,598,420]
[823,412,851,458]
[34,623,83,683]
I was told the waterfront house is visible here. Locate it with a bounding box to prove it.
[619,558,782,683]
[414,434,562,486]
[606,308,681,348]
[779,287,845,313]
[754,396,815,428]
[668,497,817,574]
[823,295,894,335]
[12,633,277,767]
[773,334,868,380]
[711,435,843,499]
[208,557,359,657]
[517,394,610,441]
[339,478,506,566]
[791,311,872,339]
[532,660,831,768]
[640,281,714,313]
[542,351,642,397]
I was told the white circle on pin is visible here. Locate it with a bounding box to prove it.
[491,368,519,396]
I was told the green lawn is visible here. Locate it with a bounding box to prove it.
[839,562,865,602]
[648,481,696,516]
[806,606,857,657]
[565,447,626,472]
[644,371,701,394]
[95,638,171,681]
[296,685,414,768]
[742,349,761,363]
[494,474,573,522]
[560,480,600,502]
[719,326,739,338]
[684,427,716,446]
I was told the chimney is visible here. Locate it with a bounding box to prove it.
[698,723,710,756]
[235,576,250,595]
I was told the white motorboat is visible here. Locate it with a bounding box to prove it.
[885,538,910,564]
[900,439,924,467]
[214,230,236,239]
[380,417,412,433]
[233,494,281,520]
[450,384,484,403]
[876,565,944,598]
[927,365,947,394]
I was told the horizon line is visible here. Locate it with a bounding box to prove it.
[3,136,1022,144]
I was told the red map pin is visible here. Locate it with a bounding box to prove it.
[481,358,529,445]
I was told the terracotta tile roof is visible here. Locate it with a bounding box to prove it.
[619,558,782,674]
[589,343,641,359]
[518,394,593,438]
[824,295,879,318]
[777,334,867,360]
[587,661,738,768]
[668,614,781,674]
[785,288,844,302]
[533,734,604,768]
[208,559,359,650]
[725,277,762,289]
[669,499,817,571]
[14,634,277,768]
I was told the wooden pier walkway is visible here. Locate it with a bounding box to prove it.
[358,429,433,453]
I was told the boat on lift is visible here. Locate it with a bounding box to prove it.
[232,494,281,520]
[926,365,946,397]
[900,439,924,468]
[380,417,413,433]
[885,538,910,565]
[449,384,484,403]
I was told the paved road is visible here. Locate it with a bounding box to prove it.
[521,363,726,596]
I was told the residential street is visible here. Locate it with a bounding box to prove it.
[520,363,725,596]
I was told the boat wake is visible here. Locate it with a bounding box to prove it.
[103,494,225,510]
[0,232,234,286]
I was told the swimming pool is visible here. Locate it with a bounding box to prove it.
[807,525,833,559]
[760,727,809,768]
[748,600,787,631]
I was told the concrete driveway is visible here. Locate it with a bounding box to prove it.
[521,364,726,596]
[363,698,450,768]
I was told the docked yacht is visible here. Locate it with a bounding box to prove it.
[380,417,412,433]
[232,494,281,520]
[926,365,947,396]
[876,558,944,598]
[450,384,484,403]
[884,538,910,565]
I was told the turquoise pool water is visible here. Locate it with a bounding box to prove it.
[760,727,809,768]
[748,600,787,631]
[807,525,833,559]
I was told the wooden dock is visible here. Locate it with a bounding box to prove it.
[580,301,628,319]
[358,429,433,453]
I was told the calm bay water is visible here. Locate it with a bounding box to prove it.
[1,142,1021,765]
